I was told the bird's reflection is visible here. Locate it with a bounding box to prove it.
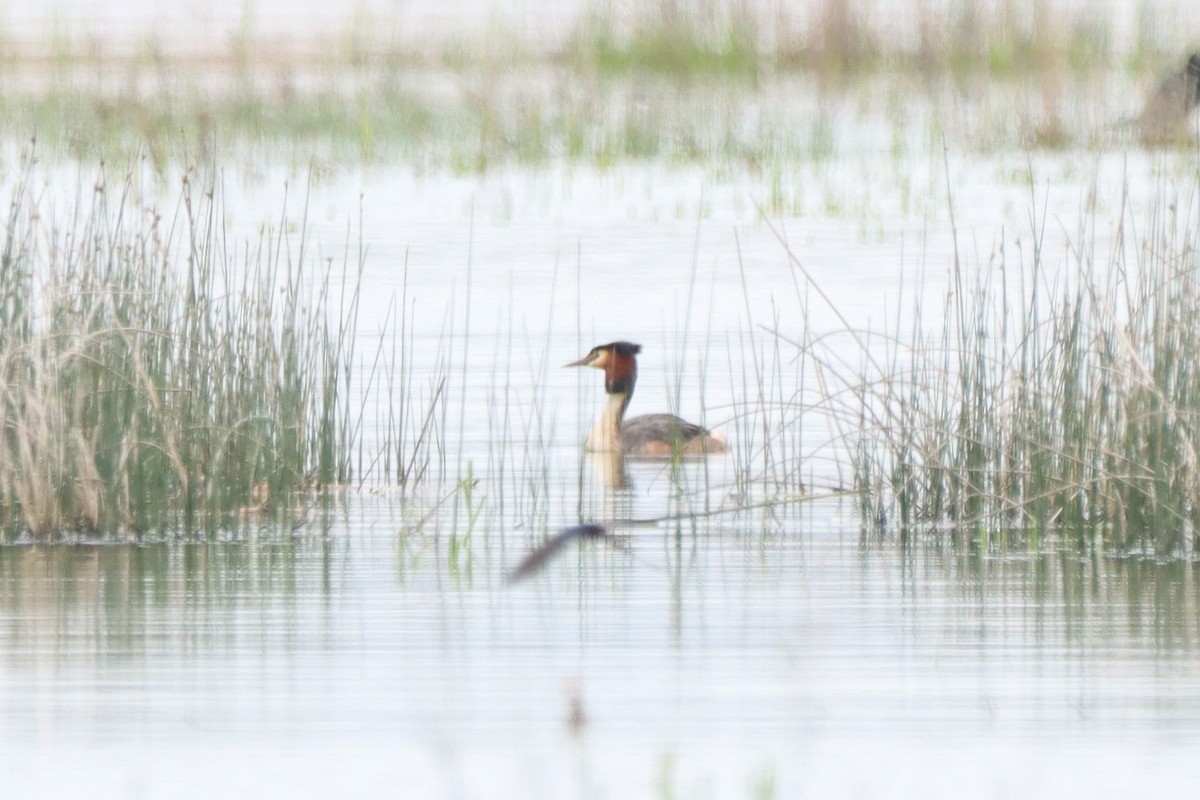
[593,449,630,490]
[504,452,635,583]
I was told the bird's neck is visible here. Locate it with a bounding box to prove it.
[589,386,632,453]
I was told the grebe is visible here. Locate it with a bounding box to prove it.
[1154,53,1200,114]
[565,341,727,456]
[1135,53,1200,143]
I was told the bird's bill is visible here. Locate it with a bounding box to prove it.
[564,348,609,368]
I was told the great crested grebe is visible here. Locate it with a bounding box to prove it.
[565,341,727,456]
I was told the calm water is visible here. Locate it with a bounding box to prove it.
[6,46,1200,799]
[3,503,1200,797]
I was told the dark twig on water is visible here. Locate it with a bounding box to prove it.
[506,524,609,584]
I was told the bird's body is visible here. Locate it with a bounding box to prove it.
[1135,53,1200,144]
[1154,53,1200,114]
[566,341,726,457]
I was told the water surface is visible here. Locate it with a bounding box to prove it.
[3,501,1200,797]
[4,36,1200,797]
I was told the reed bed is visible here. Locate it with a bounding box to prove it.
[789,173,1200,555]
[0,151,362,539]
[0,1,1195,170]
[7,0,1185,80]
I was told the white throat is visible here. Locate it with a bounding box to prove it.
[585,390,630,452]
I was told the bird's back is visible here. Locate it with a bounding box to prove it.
[621,413,726,456]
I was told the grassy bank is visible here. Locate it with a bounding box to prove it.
[0,1,1195,170]
[0,151,361,538]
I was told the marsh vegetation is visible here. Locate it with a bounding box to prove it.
[2,0,1198,170]
[6,2,1200,797]
[1,2,1199,557]
[0,152,360,537]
